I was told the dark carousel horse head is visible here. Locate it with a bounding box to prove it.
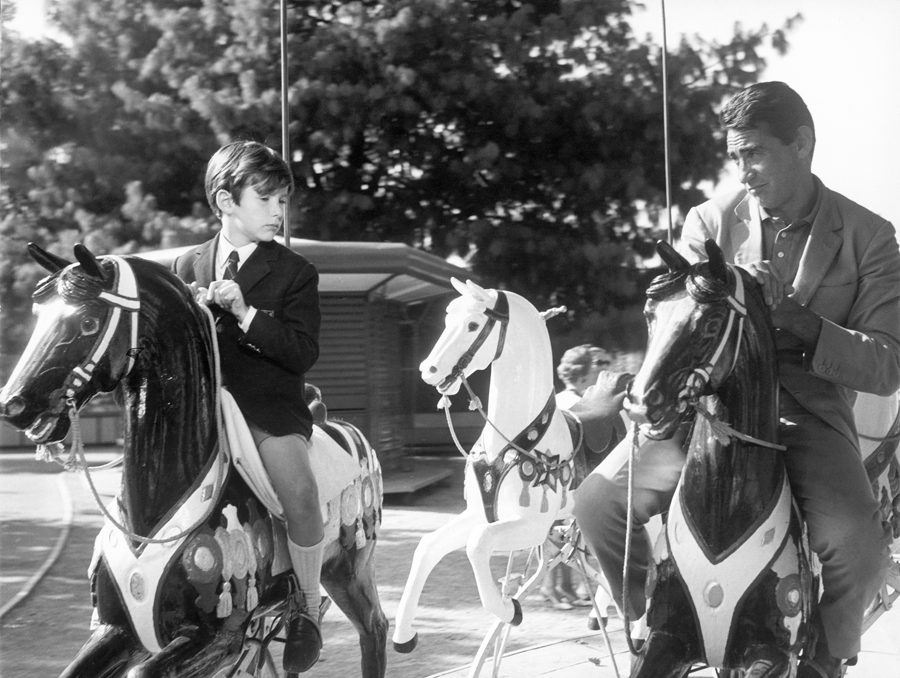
[623,240,809,677]
[627,238,779,444]
[0,243,217,538]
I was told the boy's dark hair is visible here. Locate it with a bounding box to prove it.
[205,140,294,218]
[720,81,815,150]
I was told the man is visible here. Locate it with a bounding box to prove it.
[574,82,899,677]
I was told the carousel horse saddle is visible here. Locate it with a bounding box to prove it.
[220,388,364,520]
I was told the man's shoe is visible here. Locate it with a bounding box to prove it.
[797,649,843,678]
[283,610,322,674]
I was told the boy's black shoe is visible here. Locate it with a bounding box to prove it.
[283,610,322,674]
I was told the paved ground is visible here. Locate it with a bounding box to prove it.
[1,449,898,678]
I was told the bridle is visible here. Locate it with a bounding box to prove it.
[678,263,746,402]
[60,255,141,404]
[680,263,786,451]
[438,291,509,391]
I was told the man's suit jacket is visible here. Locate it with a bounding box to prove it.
[174,235,321,438]
[679,179,900,446]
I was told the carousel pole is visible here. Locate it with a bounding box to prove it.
[280,0,291,248]
[660,0,673,245]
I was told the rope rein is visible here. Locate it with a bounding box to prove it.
[622,422,641,656]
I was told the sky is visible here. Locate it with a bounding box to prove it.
[9,0,900,228]
[630,0,900,228]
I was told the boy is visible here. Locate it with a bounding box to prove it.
[175,140,324,673]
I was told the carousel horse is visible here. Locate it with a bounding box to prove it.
[0,243,388,678]
[392,277,618,653]
[622,239,900,677]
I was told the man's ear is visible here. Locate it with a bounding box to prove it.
[215,189,235,215]
[796,125,815,160]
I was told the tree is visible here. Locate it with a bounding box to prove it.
[0,0,798,356]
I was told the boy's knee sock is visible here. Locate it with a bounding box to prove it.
[287,537,324,614]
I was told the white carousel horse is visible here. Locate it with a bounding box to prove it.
[392,278,614,653]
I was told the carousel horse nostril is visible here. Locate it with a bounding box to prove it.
[428,366,438,374]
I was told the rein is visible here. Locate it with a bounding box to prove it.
[437,301,570,469]
[438,291,509,392]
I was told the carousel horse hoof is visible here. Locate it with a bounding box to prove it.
[393,633,418,654]
[586,615,606,631]
[510,599,523,626]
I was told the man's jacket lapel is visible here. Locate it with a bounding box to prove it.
[792,189,842,307]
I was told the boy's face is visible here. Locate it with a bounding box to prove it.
[219,184,289,247]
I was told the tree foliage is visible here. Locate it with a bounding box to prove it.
[0,0,799,355]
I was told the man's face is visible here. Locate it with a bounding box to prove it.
[726,124,808,219]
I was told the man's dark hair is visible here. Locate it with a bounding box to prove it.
[720,81,815,148]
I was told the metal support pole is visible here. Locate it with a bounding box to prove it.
[280,0,291,248]
[661,0,673,245]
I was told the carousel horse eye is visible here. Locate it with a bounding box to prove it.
[80,316,100,336]
[467,321,479,332]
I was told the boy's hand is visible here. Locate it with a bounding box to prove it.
[207,279,249,321]
[190,281,211,306]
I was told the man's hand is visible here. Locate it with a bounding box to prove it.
[571,371,631,420]
[741,260,794,309]
[770,295,823,349]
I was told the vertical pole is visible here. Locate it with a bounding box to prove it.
[280,0,291,248]
[661,0,673,245]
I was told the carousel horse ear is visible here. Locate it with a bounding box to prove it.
[451,277,469,296]
[74,243,108,282]
[464,279,493,304]
[704,239,729,284]
[27,242,71,273]
[657,240,689,272]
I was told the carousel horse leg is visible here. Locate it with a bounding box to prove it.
[466,515,555,625]
[393,509,482,651]
[59,624,137,678]
[322,541,389,678]
[125,636,201,678]
[628,630,694,678]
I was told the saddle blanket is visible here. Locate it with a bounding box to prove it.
[220,388,363,521]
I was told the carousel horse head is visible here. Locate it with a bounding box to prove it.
[0,243,144,444]
[626,238,775,439]
[420,277,511,397]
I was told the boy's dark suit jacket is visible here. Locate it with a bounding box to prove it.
[174,235,321,439]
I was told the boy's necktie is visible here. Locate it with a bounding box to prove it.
[224,250,240,280]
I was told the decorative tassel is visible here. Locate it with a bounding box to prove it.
[540,486,549,513]
[519,481,531,508]
[246,575,259,611]
[216,581,233,617]
[355,520,367,549]
[560,483,567,509]
[437,395,451,410]
[468,396,482,411]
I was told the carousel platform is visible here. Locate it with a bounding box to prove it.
[381,455,455,498]
[426,616,900,677]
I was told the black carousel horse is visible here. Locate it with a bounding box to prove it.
[622,239,900,677]
[0,244,388,678]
